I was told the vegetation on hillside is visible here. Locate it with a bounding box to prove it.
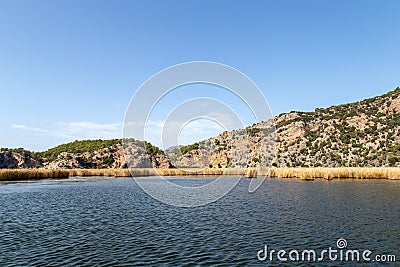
[0,138,166,169]
[172,87,400,168]
[36,139,123,161]
[180,142,199,155]
[144,141,165,157]
[273,87,400,167]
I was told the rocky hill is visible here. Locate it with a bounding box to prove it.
[0,139,170,169]
[0,148,40,168]
[1,87,399,169]
[272,87,400,167]
[171,87,400,168]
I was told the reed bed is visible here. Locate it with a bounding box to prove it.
[110,168,241,177]
[0,169,69,181]
[68,169,115,177]
[153,168,256,177]
[69,167,400,179]
[67,168,248,177]
[1,168,399,181]
[115,168,157,177]
[68,168,159,177]
[265,167,400,180]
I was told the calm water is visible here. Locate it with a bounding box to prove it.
[0,177,398,266]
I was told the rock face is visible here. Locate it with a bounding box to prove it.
[169,87,400,168]
[0,151,40,168]
[271,87,400,167]
[166,123,276,169]
[2,87,400,169]
[42,142,170,169]
[0,140,170,169]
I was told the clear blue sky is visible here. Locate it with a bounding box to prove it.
[1,0,399,151]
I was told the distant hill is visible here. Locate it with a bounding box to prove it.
[1,87,399,169]
[0,139,169,169]
[165,145,183,152]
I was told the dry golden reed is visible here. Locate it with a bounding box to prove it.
[0,169,69,181]
[69,167,400,179]
[1,168,399,181]
[265,167,400,180]
[68,169,115,177]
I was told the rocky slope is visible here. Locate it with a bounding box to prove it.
[0,139,170,169]
[2,87,399,169]
[172,87,400,168]
[0,149,40,168]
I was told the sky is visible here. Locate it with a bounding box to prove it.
[0,0,399,151]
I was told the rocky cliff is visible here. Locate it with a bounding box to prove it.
[172,87,400,168]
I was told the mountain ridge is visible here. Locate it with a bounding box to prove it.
[2,87,399,169]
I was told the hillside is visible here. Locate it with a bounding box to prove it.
[1,87,399,169]
[173,87,400,168]
[0,148,40,168]
[0,139,169,169]
[272,87,400,167]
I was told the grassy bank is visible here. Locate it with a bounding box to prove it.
[0,169,69,181]
[1,168,399,181]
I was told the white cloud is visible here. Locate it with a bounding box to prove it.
[178,119,224,145]
[12,121,123,140]
[57,122,122,138]
[11,124,48,133]
[146,120,165,128]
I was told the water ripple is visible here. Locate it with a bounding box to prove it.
[0,178,398,266]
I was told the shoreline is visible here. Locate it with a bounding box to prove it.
[0,167,399,181]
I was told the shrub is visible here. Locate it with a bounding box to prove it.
[180,142,199,155]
